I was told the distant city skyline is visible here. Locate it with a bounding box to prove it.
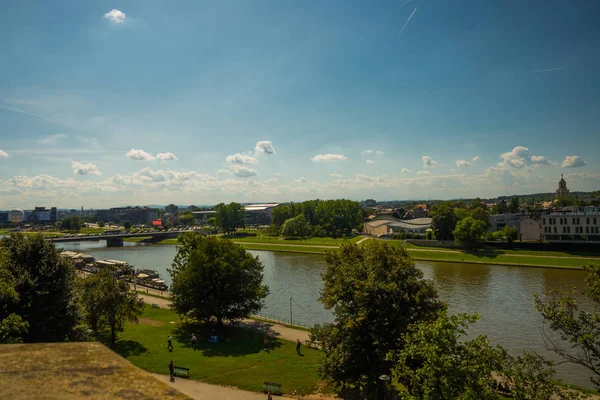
[1,1,599,208]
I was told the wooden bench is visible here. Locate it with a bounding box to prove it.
[173,366,190,378]
[305,340,319,349]
[263,381,282,395]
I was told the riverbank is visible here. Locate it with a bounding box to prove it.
[123,235,600,270]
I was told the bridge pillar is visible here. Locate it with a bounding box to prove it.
[106,237,124,247]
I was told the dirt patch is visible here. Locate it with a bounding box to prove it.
[139,317,165,327]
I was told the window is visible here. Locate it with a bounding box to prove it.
[586,227,590,234]
[562,227,566,233]
[595,218,597,225]
[554,227,557,233]
[596,227,599,234]
[587,218,590,224]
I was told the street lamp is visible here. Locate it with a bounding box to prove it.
[289,296,293,325]
[379,375,391,400]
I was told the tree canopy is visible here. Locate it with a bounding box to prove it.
[81,268,144,346]
[169,233,269,328]
[61,215,82,232]
[311,241,446,396]
[430,203,458,240]
[453,216,488,248]
[215,202,245,234]
[0,234,83,343]
[281,214,311,238]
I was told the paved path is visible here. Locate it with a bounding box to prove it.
[355,237,372,245]
[233,241,338,249]
[138,294,311,343]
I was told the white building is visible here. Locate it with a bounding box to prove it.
[542,212,600,243]
[519,218,541,241]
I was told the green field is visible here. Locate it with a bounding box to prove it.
[222,234,362,246]
[111,304,326,396]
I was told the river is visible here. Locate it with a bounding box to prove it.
[56,240,593,388]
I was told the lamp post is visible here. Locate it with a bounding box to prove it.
[379,374,390,400]
[289,296,293,326]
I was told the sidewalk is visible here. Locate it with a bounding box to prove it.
[137,294,311,343]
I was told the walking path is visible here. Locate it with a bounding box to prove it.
[138,294,311,343]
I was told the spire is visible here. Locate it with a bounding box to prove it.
[561,173,563,179]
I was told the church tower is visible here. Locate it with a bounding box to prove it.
[556,174,569,199]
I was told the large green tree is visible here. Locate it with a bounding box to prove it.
[0,256,29,343]
[453,216,488,248]
[0,234,83,342]
[430,203,458,240]
[281,214,311,238]
[509,196,521,213]
[535,264,600,389]
[81,268,144,346]
[311,241,446,397]
[169,233,269,328]
[214,202,245,235]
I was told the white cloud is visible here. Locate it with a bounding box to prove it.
[229,165,258,178]
[375,150,384,156]
[500,146,529,168]
[312,153,347,162]
[456,160,472,168]
[72,161,101,176]
[104,9,127,24]
[254,141,276,155]
[530,155,555,166]
[417,170,432,176]
[401,168,411,173]
[472,156,481,162]
[0,149,7,158]
[363,149,373,154]
[226,153,258,165]
[38,134,68,145]
[561,155,587,168]
[329,173,342,178]
[265,178,278,184]
[422,156,438,168]
[125,149,155,161]
[366,160,374,164]
[294,177,308,184]
[156,152,178,162]
[217,169,233,176]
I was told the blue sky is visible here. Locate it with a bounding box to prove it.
[1,0,599,208]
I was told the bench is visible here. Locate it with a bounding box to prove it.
[173,366,190,378]
[263,381,282,395]
[305,340,319,349]
[152,303,160,308]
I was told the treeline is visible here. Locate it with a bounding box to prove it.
[429,198,492,247]
[271,199,364,238]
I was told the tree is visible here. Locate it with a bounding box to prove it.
[61,215,82,232]
[393,312,581,400]
[123,220,132,231]
[169,233,269,328]
[98,221,105,228]
[392,312,501,400]
[281,214,311,238]
[311,241,446,396]
[81,268,144,346]
[178,212,195,226]
[430,203,458,240]
[0,234,83,342]
[0,259,29,343]
[555,197,574,208]
[535,264,600,389]
[453,217,488,248]
[509,196,520,213]
[491,199,508,214]
[215,202,245,235]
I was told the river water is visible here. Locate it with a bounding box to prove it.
[57,240,593,387]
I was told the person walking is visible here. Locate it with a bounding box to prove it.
[296,339,302,355]
[168,360,175,382]
[167,335,173,351]
[267,391,272,400]
[263,336,268,351]
[191,333,197,349]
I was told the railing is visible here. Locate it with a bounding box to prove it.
[250,311,312,329]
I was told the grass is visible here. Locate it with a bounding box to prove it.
[222,233,361,246]
[124,236,153,243]
[237,243,333,254]
[110,304,326,396]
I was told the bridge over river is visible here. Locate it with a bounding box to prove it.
[48,230,188,247]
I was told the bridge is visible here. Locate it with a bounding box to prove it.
[48,230,189,247]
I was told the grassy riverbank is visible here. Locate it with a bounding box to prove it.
[110,304,326,396]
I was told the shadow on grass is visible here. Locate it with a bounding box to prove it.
[173,321,283,357]
[464,249,500,259]
[97,332,148,358]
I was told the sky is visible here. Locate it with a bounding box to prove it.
[1,0,599,209]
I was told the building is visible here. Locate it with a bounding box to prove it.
[364,214,432,237]
[165,204,179,214]
[96,207,158,224]
[519,218,541,241]
[556,174,569,198]
[362,199,376,208]
[0,211,8,224]
[192,210,216,224]
[489,213,527,232]
[21,206,57,224]
[243,203,280,226]
[542,212,600,243]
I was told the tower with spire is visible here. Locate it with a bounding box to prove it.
[556,174,569,199]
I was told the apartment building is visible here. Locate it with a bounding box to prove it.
[542,212,600,243]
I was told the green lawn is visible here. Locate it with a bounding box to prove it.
[222,234,361,246]
[236,243,333,255]
[110,305,326,396]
